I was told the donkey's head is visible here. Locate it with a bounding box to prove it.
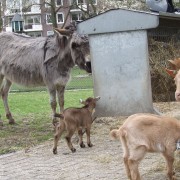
[54,23,91,73]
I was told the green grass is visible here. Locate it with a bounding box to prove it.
[0,89,93,155]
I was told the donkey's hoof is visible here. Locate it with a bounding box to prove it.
[52,116,59,126]
[9,119,15,125]
[0,120,3,126]
[52,120,59,127]
[71,148,76,153]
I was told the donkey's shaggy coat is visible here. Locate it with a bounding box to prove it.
[0,29,91,125]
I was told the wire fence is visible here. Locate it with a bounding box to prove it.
[10,19,180,101]
[10,66,93,93]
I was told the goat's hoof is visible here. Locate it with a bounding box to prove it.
[71,148,76,153]
[52,117,59,127]
[0,120,3,126]
[9,119,15,125]
[88,143,93,147]
[53,148,57,154]
[80,143,86,148]
[52,121,59,127]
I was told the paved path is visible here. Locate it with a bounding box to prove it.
[0,118,176,180]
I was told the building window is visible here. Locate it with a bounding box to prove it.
[10,8,20,14]
[70,0,77,5]
[7,17,13,27]
[71,13,82,21]
[26,31,42,37]
[70,0,97,5]
[91,0,97,5]
[24,15,41,29]
[25,15,41,25]
[57,13,64,24]
[77,0,84,5]
[47,31,54,36]
[56,0,63,6]
[46,14,52,24]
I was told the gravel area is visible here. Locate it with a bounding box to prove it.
[1,102,180,180]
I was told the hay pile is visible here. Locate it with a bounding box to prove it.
[148,38,180,102]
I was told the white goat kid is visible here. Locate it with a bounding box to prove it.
[110,113,180,180]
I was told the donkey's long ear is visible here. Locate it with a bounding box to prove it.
[165,68,177,78]
[44,30,69,64]
[54,28,73,36]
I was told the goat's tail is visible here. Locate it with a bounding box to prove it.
[110,127,126,140]
[54,113,64,119]
[110,128,129,157]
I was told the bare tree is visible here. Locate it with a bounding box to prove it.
[3,0,148,31]
[96,0,147,14]
[0,1,2,31]
[77,0,97,19]
[0,0,6,32]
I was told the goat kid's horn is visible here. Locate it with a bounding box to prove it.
[54,28,72,36]
[79,99,85,104]
[95,96,100,101]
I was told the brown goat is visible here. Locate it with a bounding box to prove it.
[53,96,100,154]
[110,113,180,180]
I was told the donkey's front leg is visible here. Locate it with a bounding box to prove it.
[48,88,57,126]
[1,79,15,124]
[0,75,4,126]
[0,115,3,126]
[56,85,65,113]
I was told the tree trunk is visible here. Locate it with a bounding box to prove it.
[50,0,58,28]
[0,2,2,32]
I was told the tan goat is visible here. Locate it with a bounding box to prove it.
[53,96,100,154]
[165,57,180,101]
[110,113,180,180]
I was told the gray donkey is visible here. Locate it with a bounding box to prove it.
[0,27,91,125]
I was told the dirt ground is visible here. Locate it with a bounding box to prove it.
[1,102,180,180]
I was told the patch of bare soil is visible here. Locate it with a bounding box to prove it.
[1,102,180,180]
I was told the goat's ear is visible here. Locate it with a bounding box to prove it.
[165,68,177,78]
[168,58,180,70]
[80,99,86,105]
[95,96,100,101]
[168,60,178,70]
